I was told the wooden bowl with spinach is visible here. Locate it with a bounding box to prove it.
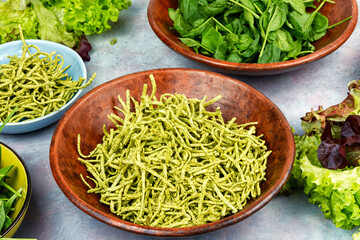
[147,0,358,75]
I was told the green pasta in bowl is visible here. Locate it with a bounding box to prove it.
[77,75,271,227]
[50,68,295,236]
[0,31,96,134]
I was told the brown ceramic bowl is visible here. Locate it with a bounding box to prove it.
[50,68,295,236]
[147,0,358,75]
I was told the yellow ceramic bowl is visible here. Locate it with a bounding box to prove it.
[0,142,31,238]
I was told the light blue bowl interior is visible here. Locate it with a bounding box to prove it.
[0,39,87,134]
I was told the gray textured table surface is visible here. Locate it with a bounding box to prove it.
[1,0,360,239]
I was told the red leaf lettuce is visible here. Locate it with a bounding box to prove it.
[282,79,360,230]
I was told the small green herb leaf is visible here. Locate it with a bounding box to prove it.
[214,41,228,60]
[275,29,295,52]
[201,27,224,52]
[0,166,13,182]
[289,0,306,14]
[258,42,281,63]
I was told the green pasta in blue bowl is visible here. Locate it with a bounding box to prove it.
[0,31,96,134]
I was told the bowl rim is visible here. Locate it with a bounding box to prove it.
[0,142,32,237]
[147,0,358,72]
[0,39,87,127]
[50,68,295,237]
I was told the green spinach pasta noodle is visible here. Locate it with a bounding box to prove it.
[0,26,96,123]
[77,74,271,228]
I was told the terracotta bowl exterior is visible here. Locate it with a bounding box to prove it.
[147,0,358,75]
[50,68,295,236]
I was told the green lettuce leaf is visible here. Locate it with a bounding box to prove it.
[31,0,78,47]
[281,133,321,193]
[0,0,39,43]
[0,0,132,60]
[287,133,360,229]
[0,0,78,47]
[40,0,132,36]
[300,153,360,229]
[284,79,360,230]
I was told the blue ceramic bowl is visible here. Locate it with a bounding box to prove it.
[0,40,87,134]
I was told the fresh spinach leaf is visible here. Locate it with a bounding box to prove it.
[0,167,23,234]
[312,12,328,33]
[253,0,266,12]
[238,0,257,12]
[304,0,316,8]
[203,0,228,16]
[3,214,11,231]
[184,17,214,38]
[4,189,22,214]
[240,29,261,58]
[308,29,327,42]
[259,3,286,57]
[244,11,255,32]
[179,37,202,53]
[258,42,281,63]
[275,29,295,52]
[226,32,239,44]
[302,0,327,34]
[212,16,234,33]
[201,27,224,52]
[226,51,243,62]
[283,39,302,60]
[289,0,306,14]
[230,18,244,35]
[288,10,310,31]
[268,31,278,41]
[0,202,5,232]
[179,37,201,47]
[228,0,260,19]
[302,41,315,52]
[267,5,287,32]
[236,33,253,50]
[168,8,194,37]
[0,166,13,182]
[179,0,208,27]
[223,5,243,23]
[214,41,228,60]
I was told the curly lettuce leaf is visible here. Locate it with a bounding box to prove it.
[0,0,78,47]
[287,133,360,229]
[317,122,347,169]
[0,0,132,60]
[284,79,360,229]
[30,0,78,47]
[0,0,39,43]
[301,80,360,134]
[300,153,360,229]
[281,132,321,194]
[40,0,132,36]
